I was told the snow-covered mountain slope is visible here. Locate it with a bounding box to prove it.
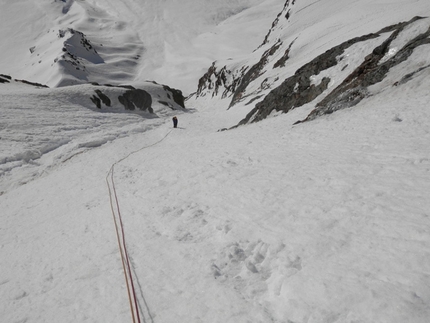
[1,0,430,322]
[0,0,279,92]
[193,0,430,126]
[0,77,186,193]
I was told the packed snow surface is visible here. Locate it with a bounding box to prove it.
[2,71,430,322]
[1,0,430,322]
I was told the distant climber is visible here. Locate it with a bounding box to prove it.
[172,116,178,128]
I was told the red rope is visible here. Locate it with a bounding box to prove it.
[106,169,136,323]
[106,128,172,322]
[110,166,141,323]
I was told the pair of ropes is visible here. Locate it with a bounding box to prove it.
[106,129,173,323]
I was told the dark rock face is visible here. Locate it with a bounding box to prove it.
[229,40,283,108]
[118,89,153,112]
[90,95,101,109]
[237,33,380,125]
[302,17,430,122]
[195,0,295,106]
[90,89,112,109]
[15,79,49,88]
[396,63,430,86]
[0,74,48,87]
[274,38,296,69]
[0,74,11,83]
[259,0,294,48]
[54,28,103,77]
[162,85,185,109]
[195,39,290,107]
[95,89,111,107]
[88,83,185,113]
[237,16,430,126]
[196,63,246,99]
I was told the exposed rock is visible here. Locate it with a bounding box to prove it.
[259,0,294,48]
[87,83,185,113]
[90,95,101,109]
[236,32,380,125]
[162,85,185,108]
[196,63,246,99]
[118,89,153,112]
[0,74,11,80]
[0,74,11,83]
[0,74,49,87]
[90,89,112,109]
[229,40,283,108]
[55,28,103,83]
[273,38,296,69]
[236,16,430,126]
[94,89,111,107]
[158,101,172,108]
[301,16,430,122]
[15,79,49,88]
[396,64,430,86]
[245,95,264,106]
[195,0,295,106]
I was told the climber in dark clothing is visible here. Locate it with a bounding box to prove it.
[172,116,178,128]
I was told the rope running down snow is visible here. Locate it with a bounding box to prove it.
[106,129,173,323]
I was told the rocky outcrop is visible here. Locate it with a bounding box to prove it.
[162,85,185,109]
[90,89,111,109]
[1,73,185,116]
[87,82,186,114]
[0,74,48,88]
[15,79,49,88]
[259,0,294,48]
[229,40,283,108]
[237,16,430,126]
[273,38,296,69]
[236,32,380,125]
[195,0,296,106]
[118,89,153,112]
[195,63,246,99]
[0,74,11,83]
[58,28,103,70]
[300,17,430,122]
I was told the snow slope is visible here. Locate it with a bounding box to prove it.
[1,0,430,322]
[2,67,430,322]
[193,0,430,125]
[0,0,280,92]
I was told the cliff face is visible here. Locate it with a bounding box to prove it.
[242,17,430,125]
[194,1,430,126]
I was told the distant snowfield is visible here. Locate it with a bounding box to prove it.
[1,0,430,322]
[1,0,429,94]
[0,0,281,93]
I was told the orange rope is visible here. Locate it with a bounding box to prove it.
[110,166,141,323]
[106,128,172,322]
[106,168,138,323]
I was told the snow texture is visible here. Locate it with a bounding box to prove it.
[1,0,430,322]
